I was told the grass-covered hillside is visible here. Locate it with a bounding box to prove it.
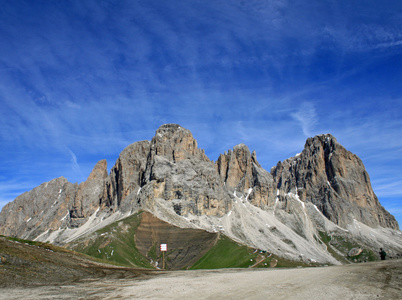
[67,212,154,268]
[190,235,314,269]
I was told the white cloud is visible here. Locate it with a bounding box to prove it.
[372,181,402,198]
[67,148,84,180]
[373,40,402,49]
[291,102,317,137]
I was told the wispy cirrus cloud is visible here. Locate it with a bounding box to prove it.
[291,102,317,137]
[373,181,402,198]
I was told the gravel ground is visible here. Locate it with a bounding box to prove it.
[1,259,401,300]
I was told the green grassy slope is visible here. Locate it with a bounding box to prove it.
[190,235,312,270]
[318,231,378,263]
[68,211,153,268]
[190,235,258,269]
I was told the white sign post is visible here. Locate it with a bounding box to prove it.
[160,244,167,251]
[160,244,167,269]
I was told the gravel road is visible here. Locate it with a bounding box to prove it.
[2,259,401,300]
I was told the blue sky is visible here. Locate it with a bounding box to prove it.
[1,0,401,226]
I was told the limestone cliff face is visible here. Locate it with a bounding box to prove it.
[142,124,230,216]
[100,140,150,213]
[216,144,276,208]
[271,134,399,230]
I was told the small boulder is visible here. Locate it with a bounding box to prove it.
[348,248,362,257]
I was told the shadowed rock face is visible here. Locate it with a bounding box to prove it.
[271,134,398,230]
[0,125,399,249]
[100,140,150,213]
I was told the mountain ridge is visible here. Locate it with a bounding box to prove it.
[0,124,400,265]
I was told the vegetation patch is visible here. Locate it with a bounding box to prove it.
[318,231,378,263]
[190,235,259,269]
[190,235,313,269]
[347,248,377,262]
[147,243,157,262]
[317,231,349,264]
[1,235,73,255]
[68,211,153,269]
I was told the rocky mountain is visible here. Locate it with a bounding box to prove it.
[0,124,401,265]
[271,134,398,229]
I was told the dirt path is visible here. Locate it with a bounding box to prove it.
[1,260,401,299]
[249,254,268,268]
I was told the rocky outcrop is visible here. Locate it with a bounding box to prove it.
[149,124,209,163]
[271,134,399,230]
[99,124,231,217]
[70,159,108,227]
[0,177,76,239]
[216,144,276,208]
[0,160,108,239]
[0,124,238,241]
[100,140,150,213]
[140,124,229,217]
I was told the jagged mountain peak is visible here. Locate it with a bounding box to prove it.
[153,124,193,145]
[155,123,186,134]
[87,159,108,181]
[271,133,398,230]
[277,134,343,167]
[304,133,339,155]
[150,124,207,162]
[233,143,249,151]
[307,133,337,143]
